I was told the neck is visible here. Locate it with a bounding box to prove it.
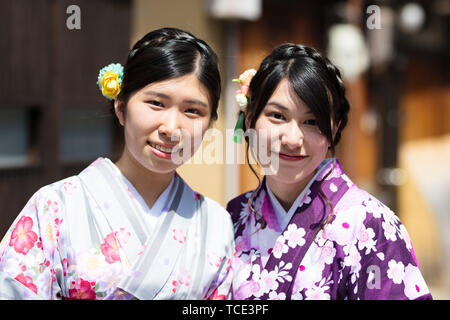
[115,149,174,209]
[266,172,315,212]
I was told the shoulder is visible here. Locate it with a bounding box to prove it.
[329,184,412,251]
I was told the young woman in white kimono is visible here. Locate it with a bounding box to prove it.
[0,28,234,300]
[227,44,432,299]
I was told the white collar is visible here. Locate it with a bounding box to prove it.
[266,158,334,231]
[105,158,176,217]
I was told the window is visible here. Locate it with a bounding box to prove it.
[60,106,113,161]
[0,107,29,167]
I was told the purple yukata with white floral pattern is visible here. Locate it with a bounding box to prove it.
[226,159,432,300]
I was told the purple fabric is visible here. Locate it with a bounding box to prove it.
[227,159,432,300]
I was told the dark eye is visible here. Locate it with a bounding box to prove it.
[185,108,201,116]
[269,112,285,121]
[304,119,318,126]
[147,100,164,108]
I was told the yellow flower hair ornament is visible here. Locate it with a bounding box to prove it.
[97,63,124,100]
[232,68,256,144]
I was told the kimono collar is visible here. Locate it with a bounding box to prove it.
[265,158,334,231]
[104,157,176,217]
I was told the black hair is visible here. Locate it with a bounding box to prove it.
[116,27,221,120]
[244,43,350,232]
[245,43,349,150]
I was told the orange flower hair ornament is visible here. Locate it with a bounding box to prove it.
[232,68,256,144]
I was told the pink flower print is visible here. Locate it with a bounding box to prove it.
[44,200,59,214]
[387,259,405,284]
[62,182,77,195]
[15,273,37,294]
[89,158,103,167]
[260,269,279,293]
[68,278,97,300]
[343,245,362,274]
[127,187,134,199]
[382,220,397,242]
[208,288,226,300]
[9,216,38,255]
[62,258,68,276]
[357,226,376,254]
[251,280,262,296]
[272,236,288,259]
[305,285,331,300]
[207,252,223,267]
[300,189,312,207]
[172,280,179,293]
[172,229,186,244]
[171,270,191,293]
[178,270,191,286]
[363,198,383,218]
[320,243,336,264]
[283,224,306,249]
[100,228,130,264]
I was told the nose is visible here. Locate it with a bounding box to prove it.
[280,120,303,150]
[158,108,181,143]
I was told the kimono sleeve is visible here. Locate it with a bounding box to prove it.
[346,203,432,300]
[0,186,65,299]
[205,207,236,300]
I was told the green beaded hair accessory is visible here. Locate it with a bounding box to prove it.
[232,69,256,144]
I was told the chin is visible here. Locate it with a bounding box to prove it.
[270,168,315,186]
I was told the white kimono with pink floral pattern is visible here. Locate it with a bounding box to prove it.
[0,158,234,300]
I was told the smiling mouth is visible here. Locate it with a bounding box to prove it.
[278,152,307,161]
[148,142,177,154]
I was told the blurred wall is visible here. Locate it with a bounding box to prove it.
[131,0,227,206]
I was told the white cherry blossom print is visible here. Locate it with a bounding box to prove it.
[398,224,412,251]
[292,242,326,292]
[305,285,331,300]
[283,224,306,248]
[357,226,376,255]
[319,242,337,265]
[300,189,312,207]
[328,205,366,246]
[77,249,109,281]
[272,236,289,259]
[363,198,383,219]
[387,259,405,284]
[343,244,362,275]
[403,264,430,299]
[329,182,338,193]
[260,269,279,293]
[382,220,397,242]
[268,291,286,300]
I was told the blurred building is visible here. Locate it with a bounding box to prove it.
[0,0,449,298]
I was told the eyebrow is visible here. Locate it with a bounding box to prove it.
[266,101,313,114]
[143,90,209,108]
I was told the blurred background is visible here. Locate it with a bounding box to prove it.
[0,0,448,299]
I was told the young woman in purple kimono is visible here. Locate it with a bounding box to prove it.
[227,44,432,300]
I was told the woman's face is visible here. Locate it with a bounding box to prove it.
[253,78,331,187]
[115,73,211,174]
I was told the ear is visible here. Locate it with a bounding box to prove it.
[114,99,125,126]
